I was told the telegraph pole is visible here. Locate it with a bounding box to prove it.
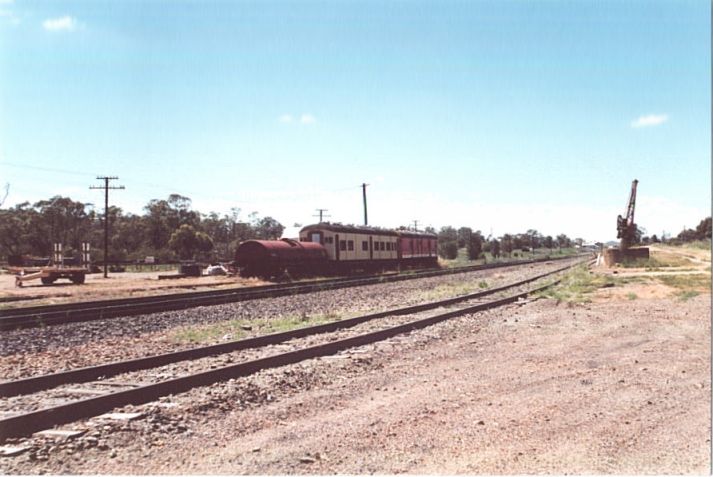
[412,220,419,231]
[90,176,125,278]
[313,208,330,222]
[361,183,369,226]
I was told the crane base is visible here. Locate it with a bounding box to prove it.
[601,247,650,267]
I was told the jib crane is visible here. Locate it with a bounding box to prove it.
[617,179,639,250]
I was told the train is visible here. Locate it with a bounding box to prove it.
[234,223,438,278]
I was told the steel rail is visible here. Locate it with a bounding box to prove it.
[0,259,587,440]
[0,254,585,331]
[0,261,582,398]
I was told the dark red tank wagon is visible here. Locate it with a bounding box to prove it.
[234,239,328,278]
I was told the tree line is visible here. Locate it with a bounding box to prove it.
[10,194,703,265]
[431,226,581,261]
[0,193,590,264]
[0,194,285,263]
[661,217,712,245]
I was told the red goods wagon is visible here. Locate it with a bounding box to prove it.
[234,239,328,278]
[396,230,438,267]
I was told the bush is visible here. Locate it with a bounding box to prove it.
[438,241,458,259]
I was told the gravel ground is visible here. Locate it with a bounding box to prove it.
[1,286,708,474]
[0,279,542,416]
[0,259,579,379]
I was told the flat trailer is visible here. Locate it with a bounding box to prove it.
[8,266,87,287]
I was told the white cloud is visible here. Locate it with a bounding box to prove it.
[278,114,293,123]
[42,15,78,32]
[631,114,669,128]
[300,114,316,125]
[0,0,15,5]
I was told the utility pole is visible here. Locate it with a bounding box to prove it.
[361,183,369,226]
[90,176,124,278]
[313,208,330,222]
[412,220,419,231]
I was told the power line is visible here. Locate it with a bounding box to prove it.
[90,176,125,278]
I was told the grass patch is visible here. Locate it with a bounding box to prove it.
[619,254,692,269]
[683,240,712,251]
[421,282,483,301]
[674,290,700,302]
[626,292,638,300]
[171,319,250,344]
[478,280,489,289]
[655,273,711,293]
[534,265,627,304]
[170,312,343,345]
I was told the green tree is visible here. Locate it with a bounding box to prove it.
[252,216,285,240]
[0,202,36,258]
[32,196,95,257]
[526,229,541,250]
[144,194,200,252]
[490,238,501,258]
[457,227,473,248]
[169,224,214,260]
[109,210,146,261]
[543,235,554,250]
[500,234,514,257]
[695,217,712,240]
[556,234,571,249]
[466,230,484,260]
[437,226,458,259]
[677,228,697,242]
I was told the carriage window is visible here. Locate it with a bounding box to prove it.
[340,240,346,251]
[348,240,354,251]
[381,242,385,251]
[327,237,333,244]
[362,241,368,251]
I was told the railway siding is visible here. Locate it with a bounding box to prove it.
[0,270,568,441]
[0,258,584,379]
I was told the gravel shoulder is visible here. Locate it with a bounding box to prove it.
[171,295,710,475]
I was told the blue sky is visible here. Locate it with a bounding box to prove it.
[0,0,709,241]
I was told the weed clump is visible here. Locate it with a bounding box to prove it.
[674,290,700,302]
[535,265,616,304]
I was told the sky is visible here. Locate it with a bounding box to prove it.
[0,0,710,242]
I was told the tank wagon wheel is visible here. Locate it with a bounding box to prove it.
[71,274,85,285]
[40,277,56,285]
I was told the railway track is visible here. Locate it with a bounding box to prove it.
[0,258,588,440]
[0,254,586,331]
